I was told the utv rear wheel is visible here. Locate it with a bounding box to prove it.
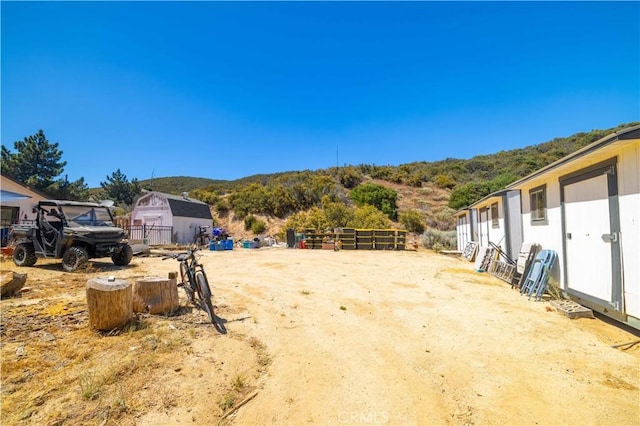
[62,246,89,272]
[111,244,133,266]
[13,244,37,267]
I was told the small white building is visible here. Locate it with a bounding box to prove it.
[130,191,213,245]
[455,208,476,252]
[454,124,640,328]
[456,189,523,262]
[507,125,640,328]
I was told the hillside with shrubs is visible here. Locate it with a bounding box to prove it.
[137,122,637,249]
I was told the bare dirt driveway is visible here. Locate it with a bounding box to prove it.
[1,248,639,425]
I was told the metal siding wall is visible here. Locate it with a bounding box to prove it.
[470,209,478,242]
[520,181,565,288]
[456,213,471,251]
[173,216,214,245]
[506,190,523,261]
[619,143,640,318]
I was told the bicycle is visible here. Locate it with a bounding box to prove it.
[163,248,216,324]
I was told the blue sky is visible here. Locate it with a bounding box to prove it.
[2,1,639,188]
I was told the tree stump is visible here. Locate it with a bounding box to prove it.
[1,271,27,298]
[133,273,179,315]
[86,277,132,331]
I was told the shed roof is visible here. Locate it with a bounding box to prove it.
[506,124,640,189]
[165,193,212,220]
[0,171,51,199]
[467,189,515,209]
[140,191,213,220]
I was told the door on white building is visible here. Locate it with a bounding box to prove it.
[561,158,622,313]
[142,215,164,245]
[479,208,490,246]
[457,214,468,251]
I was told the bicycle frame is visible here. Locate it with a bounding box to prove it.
[176,250,203,303]
[164,248,216,325]
[180,255,209,303]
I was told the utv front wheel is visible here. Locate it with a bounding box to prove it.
[111,244,133,266]
[13,244,37,267]
[62,246,89,272]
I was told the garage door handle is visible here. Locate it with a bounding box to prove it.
[601,233,618,243]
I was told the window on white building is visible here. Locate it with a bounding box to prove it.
[530,185,547,224]
[491,202,499,228]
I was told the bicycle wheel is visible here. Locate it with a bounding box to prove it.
[180,262,195,303]
[195,270,215,324]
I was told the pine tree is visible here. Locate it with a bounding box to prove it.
[1,130,66,191]
[100,169,141,206]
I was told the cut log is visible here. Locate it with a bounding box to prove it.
[86,278,132,331]
[133,275,179,315]
[1,271,27,298]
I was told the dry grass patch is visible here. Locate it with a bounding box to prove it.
[0,299,199,426]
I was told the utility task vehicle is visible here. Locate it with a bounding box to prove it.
[9,200,133,272]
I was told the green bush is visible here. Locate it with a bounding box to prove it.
[399,209,425,234]
[282,202,390,232]
[283,211,309,233]
[351,205,391,229]
[406,174,423,188]
[215,199,230,217]
[244,214,266,234]
[434,174,456,189]
[448,181,492,210]
[420,229,456,251]
[190,188,219,204]
[321,196,354,228]
[337,167,363,189]
[244,214,257,231]
[349,183,398,220]
[251,219,266,234]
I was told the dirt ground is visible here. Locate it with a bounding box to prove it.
[1,247,639,425]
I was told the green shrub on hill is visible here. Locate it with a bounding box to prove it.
[132,122,637,232]
[399,209,425,234]
[349,183,398,220]
[421,229,456,251]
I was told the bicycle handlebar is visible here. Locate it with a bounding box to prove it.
[162,248,200,262]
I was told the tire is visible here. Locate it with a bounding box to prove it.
[62,246,89,272]
[180,263,195,303]
[195,270,215,324]
[13,244,37,267]
[111,244,133,266]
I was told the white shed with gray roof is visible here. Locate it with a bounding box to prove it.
[507,125,640,328]
[454,124,640,329]
[130,191,213,245]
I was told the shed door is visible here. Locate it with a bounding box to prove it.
[479,208,489,246]
[562,159,621,311]
[457,215,468,251]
